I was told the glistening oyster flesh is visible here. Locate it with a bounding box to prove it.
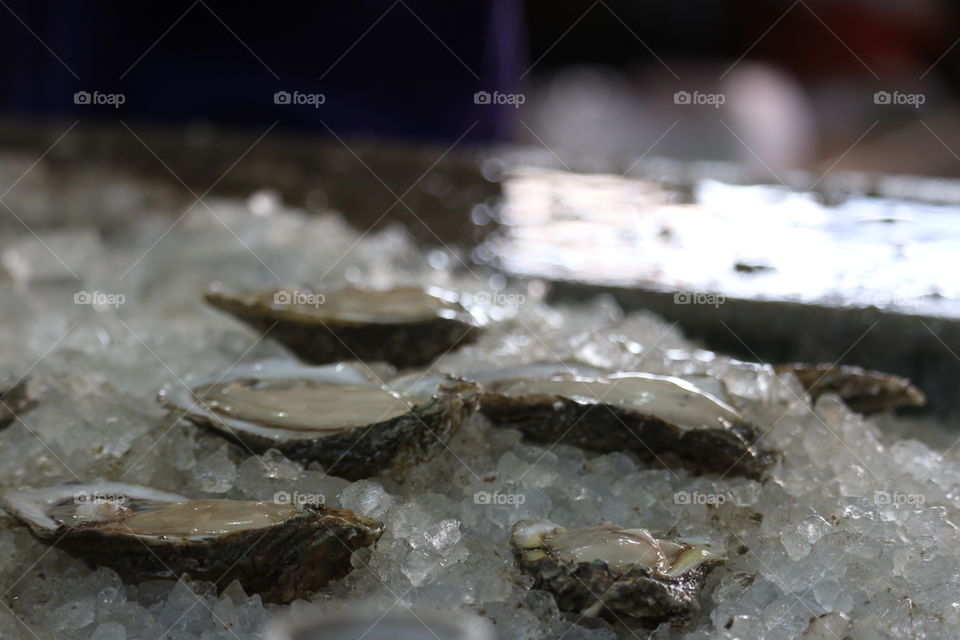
[0,483,383,603]
[480,371,775,478]
[204,285,482,367]
[158,359,479,480]
[511,520,724,624]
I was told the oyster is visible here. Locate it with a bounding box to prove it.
[480,371,774,478]
[0,376,34,429]
[0,483,383,603]
[158,359,479,480]
[511,520,724,624]
[205,285,482,367]
[775,363,926,414]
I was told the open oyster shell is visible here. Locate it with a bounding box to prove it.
[774,363,925,414]
[479,369,775,479]
[205,285,482,367]
[0,376,34,429]
[158,360,480,481]
[0,483,383,603]
[511,520,724,625]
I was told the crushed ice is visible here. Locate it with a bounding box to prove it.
[0,198,958,639]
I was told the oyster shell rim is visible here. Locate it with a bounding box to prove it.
[510,519,726,624]
[0,482,385,604]
[205,284,479,327]
[157,359,420,442]
[478,370,776,479]
[157,359,481,481]
[1,482,190,538]
[203,285,484,367]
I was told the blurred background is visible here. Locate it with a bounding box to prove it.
[2,0,959,175]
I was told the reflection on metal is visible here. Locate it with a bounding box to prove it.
[491,168,957,318]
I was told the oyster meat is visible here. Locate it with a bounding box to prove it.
[158,359,479,480]
[0,376,34,429]
[205,285,482,367]
[775,363,926,414]
[511,520,724,624]
[480,371,775,478]
[0,483,383,603]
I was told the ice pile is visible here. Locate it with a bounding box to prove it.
[0,194,958,640]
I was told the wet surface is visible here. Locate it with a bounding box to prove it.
[490,168,958,319]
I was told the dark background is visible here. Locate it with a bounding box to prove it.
[1,0,959,173]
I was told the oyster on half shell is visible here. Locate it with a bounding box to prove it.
[0,376,34,429]
[774,363,925,414]
[158,360,479,480]
[0,483,383,603]
[511,520,724,624]
[479,370,775,479]
[205,285,482,367]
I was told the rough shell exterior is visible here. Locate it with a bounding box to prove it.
[511,521,724,625]
[480,389,774,479]
[1,485,383,604]
[204,287,482,367]
[159,375,480,481]
[55,503,382,603]
[775,363,925,414]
